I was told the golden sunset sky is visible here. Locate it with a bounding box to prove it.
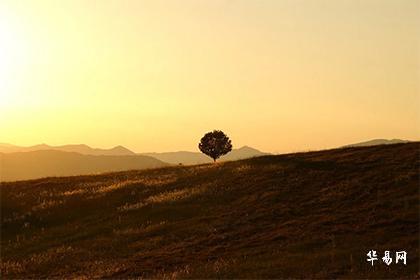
[0,0,419,153]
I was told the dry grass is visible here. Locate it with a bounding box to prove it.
[118,183,208,212]
[1,143,419,279]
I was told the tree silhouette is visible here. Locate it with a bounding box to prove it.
[199,130,232,162]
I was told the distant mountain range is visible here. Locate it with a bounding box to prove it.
[0,143,269,181]
[0,150,167,182]
[141,146,270,165]
[0,143,269,165]
[342,139,411,148]
[0,143,135,156]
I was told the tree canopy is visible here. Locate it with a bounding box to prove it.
[198,130,232,162]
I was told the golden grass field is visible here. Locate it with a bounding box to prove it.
[1,143,419,278]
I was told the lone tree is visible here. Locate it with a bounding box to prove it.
[199,130,232,162]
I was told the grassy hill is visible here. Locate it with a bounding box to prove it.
[1,143,419,278]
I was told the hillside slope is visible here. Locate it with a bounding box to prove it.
[1,143,419,278]
[0,150,167,181]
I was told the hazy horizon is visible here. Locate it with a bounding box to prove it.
[1,138,417,155]
[0,140,264,154]
[1,0,419,153]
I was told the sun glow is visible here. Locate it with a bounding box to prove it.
[0,11,29,109]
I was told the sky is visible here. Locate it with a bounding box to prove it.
[0,0,419,153]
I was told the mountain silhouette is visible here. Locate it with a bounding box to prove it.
[141,146,269,165]
[0,143,136,156]
[342,139,410,148]
[0,150,167,181]
[0,143,269,180]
